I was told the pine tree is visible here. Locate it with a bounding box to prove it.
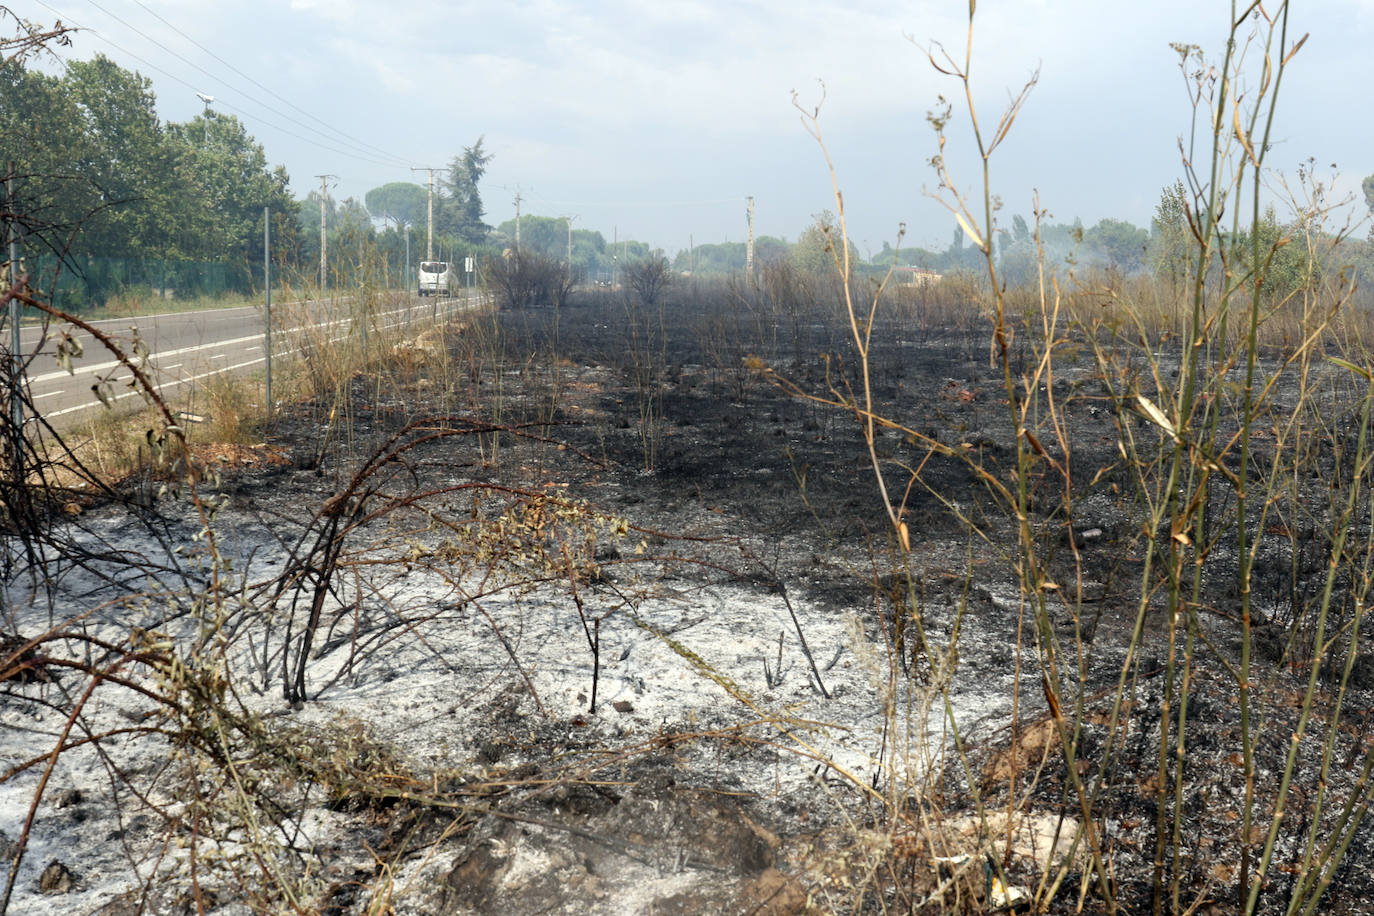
[443,136,492,247]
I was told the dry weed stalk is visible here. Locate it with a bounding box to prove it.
[0,256,610,911]
[763,3,1374,915]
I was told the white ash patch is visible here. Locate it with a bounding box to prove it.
[0,496,1022,913]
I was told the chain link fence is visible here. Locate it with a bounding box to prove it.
[30,254,255,310]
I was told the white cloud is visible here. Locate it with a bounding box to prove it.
[36,0,1374,251]
[287,0,359,25]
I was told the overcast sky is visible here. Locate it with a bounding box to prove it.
[28,0,1374,256]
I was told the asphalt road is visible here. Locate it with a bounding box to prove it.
[19,290,482,425]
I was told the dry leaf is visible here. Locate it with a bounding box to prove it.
[1137,394,1176,439]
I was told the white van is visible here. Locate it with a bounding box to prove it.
[418,261,455,297]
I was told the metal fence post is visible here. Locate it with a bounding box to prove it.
[5,166,21,434]
[263,206,272,419]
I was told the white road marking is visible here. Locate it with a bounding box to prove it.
[40,295,483,419]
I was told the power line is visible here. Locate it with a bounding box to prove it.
[33,0,414,171]
[81,0,410,167]
[525,193,741,209]
[125,0,411,166]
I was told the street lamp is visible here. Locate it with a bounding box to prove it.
[196,92,214,145]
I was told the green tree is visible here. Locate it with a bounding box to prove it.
[790,211,846,277]
[0,63,93,247]
[674,241,743,274]
[1241,206,1312,301]
[333,196,377,286]
[0,52,296,304]
[755,236,789,265]
[365,182,427,228]
[441,136,492,246]
[292,190,335,282]
[165,112,294,265]
[938,223,983,271]
[1362,175,1374,253]
[998,241,1038,286]
[296,190,336,235]
[1012,214,1031,244]
[1086,217,1148,272]
[62,55,178,258]
[533,226,609,278]
[497,214,563,257]
[1149,180,1192,292]
[869,240,939,269]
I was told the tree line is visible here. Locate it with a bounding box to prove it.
[0,52,500,305]
[1,54,298,303]
[0,47,660,305]
[5,48,1370,309]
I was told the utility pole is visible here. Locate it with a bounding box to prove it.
[513,191,522,252]
[315,174,335,291]
[263,206,272,418]
[196,92,214,146]
[2,165,21,623]
[410,167,438,261]
[745,196,755,278]
[564,215,577,266]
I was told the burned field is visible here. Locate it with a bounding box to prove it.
[4,283,1374,915]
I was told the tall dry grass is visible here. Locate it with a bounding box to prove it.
[770,3,1374,914]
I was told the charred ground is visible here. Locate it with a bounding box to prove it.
[6,281,1374,915]
[263,283,1374,913]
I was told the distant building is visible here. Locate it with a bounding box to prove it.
[893,266,942,287]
